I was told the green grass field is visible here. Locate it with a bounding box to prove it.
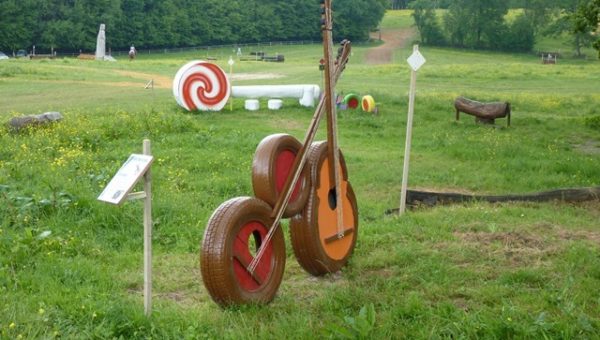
[1,10,599,339]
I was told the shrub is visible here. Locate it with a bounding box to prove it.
[505,14,535,52]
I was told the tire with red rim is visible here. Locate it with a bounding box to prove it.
[252,134,310,218]
[200,197,285,306]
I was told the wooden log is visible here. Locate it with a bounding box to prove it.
[454,96,511,126]
[405,186,600,208]
[386,186,600,214]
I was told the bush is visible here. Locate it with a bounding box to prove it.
[505,14,535,52]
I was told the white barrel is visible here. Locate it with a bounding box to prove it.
[267,99,283,110]
[232,85,320,107]
[245,99,260,111]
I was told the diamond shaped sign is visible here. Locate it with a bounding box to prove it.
[407,50,426,71]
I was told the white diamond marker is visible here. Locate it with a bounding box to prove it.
[407,50,426,71]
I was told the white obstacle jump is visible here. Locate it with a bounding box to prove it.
[232,85,320,108]
[173,60,320,111]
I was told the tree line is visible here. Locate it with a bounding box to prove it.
[0,0,386,54]
[409,0,600,57]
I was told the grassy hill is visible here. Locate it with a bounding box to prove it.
[0,10,599,339]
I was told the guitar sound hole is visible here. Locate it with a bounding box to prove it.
[328,187,337,210]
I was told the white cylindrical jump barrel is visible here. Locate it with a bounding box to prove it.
[232,85,320,107]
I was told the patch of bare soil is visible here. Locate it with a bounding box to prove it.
[556,229,600,243]
[365,28,416,65]
[454,230,557,267]
[114,70,173,89]
[456,230,547,250]
[453,224,600,267]
[573,139,600,155]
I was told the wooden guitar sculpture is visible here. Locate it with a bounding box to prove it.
[200,0,358,306]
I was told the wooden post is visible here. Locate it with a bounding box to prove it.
[228,56,234,111]
[142,139,152,316]
[399,45,420,215]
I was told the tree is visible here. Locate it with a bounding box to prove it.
[0,0,36,54]
[546,0,595,57]
[410,0,445,45]
[573,0,600,58]
[521,0,561,35]
[390,0,411,9]
[506,14,535,52]
[334,0,387,41]
[0,0,389,52]
[276,0,320,41]
[444,0,508,50]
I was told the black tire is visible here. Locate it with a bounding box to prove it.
[289,141,358,276]
[252,133,310,218]
[200,197,286,306]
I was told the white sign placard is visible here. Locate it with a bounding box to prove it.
[407,50,426,71]
[98,154,154,205]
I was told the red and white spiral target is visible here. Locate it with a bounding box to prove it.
[173,60,231,111]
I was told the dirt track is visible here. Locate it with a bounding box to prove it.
[365,27,415,64]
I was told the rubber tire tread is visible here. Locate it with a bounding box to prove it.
[252,133,310,218]
[200,196,286,306]
[289,141,358,276]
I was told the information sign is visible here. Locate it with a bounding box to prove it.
[98,154,154,205]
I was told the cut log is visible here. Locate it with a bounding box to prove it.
[387,186,600,214]
[385,187,600,213]
[455,96,511,126]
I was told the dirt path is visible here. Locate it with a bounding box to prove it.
[115,70,173,89]
[365,27,416,64]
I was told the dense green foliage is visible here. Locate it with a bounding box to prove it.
[0,0,386,54]
[573,0,600,57]
[389,0,452,10]
[410,0,535,52]
[540,0,598,57]
[409,0,600,55]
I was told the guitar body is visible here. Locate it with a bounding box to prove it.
[290,141,358,275]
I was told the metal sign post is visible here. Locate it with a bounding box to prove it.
[98,139,154,316]
[399,45,426,215]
